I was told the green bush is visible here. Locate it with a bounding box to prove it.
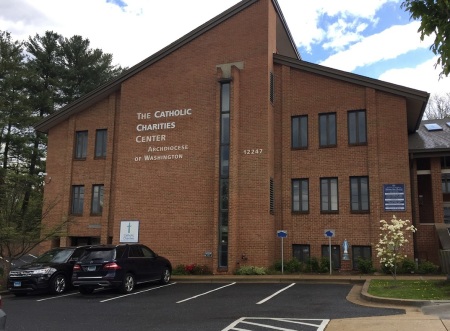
[234,265,267,275]
[399,258,416,274]
[356,258,376,274]
[285,258,302,273]
[304,257,320,273]
[172,264,188,275]
[318,257,330,273]
[418,261,440,274]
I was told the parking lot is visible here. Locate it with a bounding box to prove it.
[3,282,404,331]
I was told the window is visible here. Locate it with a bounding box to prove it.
[270,72,274,104]
[91,185,104,215]
[443,175,450,193]
[71,185,84,215]
[348,110,367,145]
[218,81,230,268]
[292,244,310,263]
[441,156,450,169]
[95,129,107,158]
[320,178,338,212]
[352,246,372,270]
[270,178,274,214]
[350,176,369,212]
[291,115,308,149]
[319,113,336,147]
[75,131,88,159]
[292,179,309,212]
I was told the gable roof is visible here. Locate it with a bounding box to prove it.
[274,54,430,134]
[409,118,450,155]
[34,0,299,133]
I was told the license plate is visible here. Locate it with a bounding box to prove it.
[14,281,21,287]
[87,266,96,271]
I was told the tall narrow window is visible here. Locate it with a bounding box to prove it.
[218,82,230,268]
[91,185,104,215]
[292,116,308,149]
[320,177,338,212]
[319,113,336,147]
[292,179,309,212]
[348,110,367,145]
[443,175,450,194]
[270,72,274,104]
[95,129,107,158]
[441,156,450,169]
[75,131,88,159]
[350,176,369,212]
[71,185,84,215]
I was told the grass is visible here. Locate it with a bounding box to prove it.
[368,279,450,300]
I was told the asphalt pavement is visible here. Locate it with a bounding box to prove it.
[172,273,450,331]
[1,273,449,330]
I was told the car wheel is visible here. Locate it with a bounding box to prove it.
[160,267,171,285]
[78,286,95,295]
[120,273,135,294]
[49,274,67,294]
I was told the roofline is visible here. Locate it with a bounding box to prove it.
[35,0,261,133]
[271,0,301,60]
[274,54,429,132]
[274,54,429,101]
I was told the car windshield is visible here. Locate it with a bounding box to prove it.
[80,249,115,262]
[35,248,75,264]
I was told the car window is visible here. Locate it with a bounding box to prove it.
[141,246,156,258]
[116,246,126,258]
[128,245,144,258]
[70,247,86,261]
[35,249,75,263]
[80,249,115,262]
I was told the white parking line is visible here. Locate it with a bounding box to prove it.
[176,282,236,303]
[37,292,79,302]
[256,283,295,304]
[100,282,176,303]
[222,317,330,331]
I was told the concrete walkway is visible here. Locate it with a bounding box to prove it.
[172,273,450,331]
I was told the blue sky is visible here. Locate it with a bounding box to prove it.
[1,0,448,96]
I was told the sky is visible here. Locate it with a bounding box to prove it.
[1,0,449,98]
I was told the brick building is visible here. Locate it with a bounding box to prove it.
[35,0,447,274]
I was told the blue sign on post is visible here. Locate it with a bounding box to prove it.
[277,230,287,238]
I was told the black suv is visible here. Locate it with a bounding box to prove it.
[72,244,172,294]
[7,246,89,296]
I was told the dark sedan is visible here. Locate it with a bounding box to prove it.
[7,246,89,296]
[72,244,172,294]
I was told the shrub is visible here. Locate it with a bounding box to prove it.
[285,258,302,273]
[172,264,213,275]
[304,257,320,273]
[318,257,330,273]
[399,258,416,274]
[418,261,440,274]
[356,258,376,274]
[234,265,267,275]
[172,264,188,275]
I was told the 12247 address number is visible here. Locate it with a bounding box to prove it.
[244,149,263,155]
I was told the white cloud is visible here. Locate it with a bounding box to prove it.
[379,57,450,95]
[277,0,400,51]
[320,21,430,71]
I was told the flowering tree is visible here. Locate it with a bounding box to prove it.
[376,215,417,280]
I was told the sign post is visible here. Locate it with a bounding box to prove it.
[277,230,287,274]
[324,229,335,275]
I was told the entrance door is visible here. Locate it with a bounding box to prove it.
[322,245,341,269]
[444,202,450,224]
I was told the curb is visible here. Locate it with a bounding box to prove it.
[360,279,443,307]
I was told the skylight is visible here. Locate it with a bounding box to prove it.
[424,123,443,131]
